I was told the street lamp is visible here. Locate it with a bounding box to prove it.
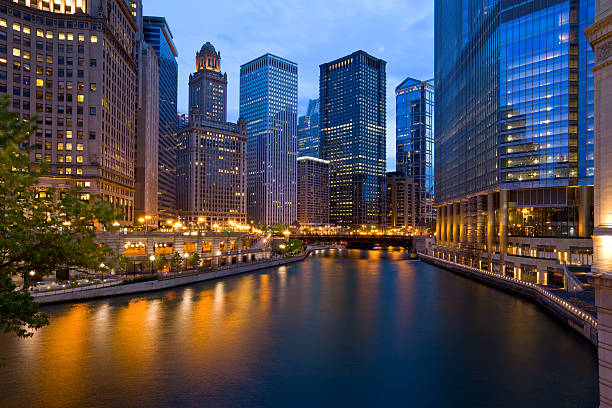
[184,252,189,269]
[149,255,155,274]
[99,263,105,285]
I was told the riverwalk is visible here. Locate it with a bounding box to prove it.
[419,253,598,345]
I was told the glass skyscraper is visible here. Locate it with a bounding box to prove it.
[320,51,387,227]
[143,16,178,222]
[240,54,298,226]
[297,99,320,158]
[396,77,435,227]
[434,0,595,281]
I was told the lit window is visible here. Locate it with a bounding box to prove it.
[78,34,84,42]
[76,143,83,151]
[57,143,64,151]
[90,83,97,92]
[65,155,72,163]
[36,29,43,37]
[12,48,20,57]
[76,155,83,163]
[66,130,73,139]
[76,168,83,175]
[0,19,6,28]
[84,181,91,187]
[66,143,72,151]
[59,32,65,40]
[77,94,84,103]
[23,51,30,60]
[36,79,43,87]
[12,23,20,32]
[65,168,72,175]
[67,33,74,41]
[90,35,97,43]
[46,31,53,39]
[23,26,30,35]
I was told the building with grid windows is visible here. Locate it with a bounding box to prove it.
[434,0,595,282]
[320,50,387,227]
[143,16,178,223]
[396,77,434,229]
[189,42,226,123]
[297,98,320,158]
[386,172,416,230]
[240,54,298,226]
[0,0,139,224]
[177,43,246,226]
[297,156,329,225]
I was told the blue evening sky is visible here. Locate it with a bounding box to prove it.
[144,0,434,171]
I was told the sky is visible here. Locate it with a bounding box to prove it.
[144,0,434,171]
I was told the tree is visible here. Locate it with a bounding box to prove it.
[170,252,182,271]
[153,254,168,271]
[0,97,119,337]
[118,255,133,274]
[188,252,200,269]
[426,220,436,236]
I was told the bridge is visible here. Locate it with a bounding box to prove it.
[287,234,414,250]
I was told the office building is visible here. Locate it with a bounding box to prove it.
[396,77,435,228]
[297,98,320,158]
[143,16,178,222]
[434,0,595,281]
[320,50,387,227]
[189,42,226,123]
[386,172,416,230]
[240,54,298,226]
[177,112,189,128]
[1,0,139,223]
[177,43,247,227]
[297,156,329,225]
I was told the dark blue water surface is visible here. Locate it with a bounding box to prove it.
[0,249,598,407]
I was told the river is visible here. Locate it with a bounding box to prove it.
[0,249,598,407]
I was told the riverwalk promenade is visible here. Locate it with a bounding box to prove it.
[419,253,598,345]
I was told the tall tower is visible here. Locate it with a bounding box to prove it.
[189,42,227,123]
[297,99,321,158]
[240,54,298,226]
[320,51,387,227]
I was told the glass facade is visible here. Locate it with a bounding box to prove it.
[143,16,178,220]
[297,98,320,158]
[240,54,298,226]
[396,77,435,226]
[320,51,386,227]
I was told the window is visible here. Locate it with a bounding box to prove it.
[67,33,73,41]
[90,83,96,92]
[45,31,53,39]
[35,78,43,87]
[0,19,6,28]
[76,143,83,151]
[66,130,72,139]
[90,35,97,43]
[57,155,64,163]
[77,94,84,103]
[36,29,43,37]
[66,143,72,151]
[57,143,64,151]
[65,155,72,163]
[58,32,65,40]
[89,59,96,67]
[78,34,84,42]
[76,155,83,163]
[23,26,30,35]
[89,107,96,115]
[84,181,91,188]
[12,48,20,57]
[12,23,20,32]
[89,132,96,140]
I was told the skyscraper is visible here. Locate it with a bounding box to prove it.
[320,50,387,227]
[297,99,320,158]
[386,172,416,230]
[240,54,298,226]
[189,42,227,123]
[396,77,435,228]
[297,156,330,225]
[143,16,179,223]
[0,0,139,224]
[435,0,595,280]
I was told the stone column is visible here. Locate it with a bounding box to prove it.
[487,192,495,269]
[586,7,612,407]
[499,190,509,275]
[446,204,453,245]
[436,207,442,244]
[452,202,458,244]
[579,185,594,238]
[459,200,466,244]
[439,206,445,245]
[477,195,485,246]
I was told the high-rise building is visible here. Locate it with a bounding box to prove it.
[434,0,595,281]
[396,77,435,228]
[320,50,387,227]
[189,42,226,123]
[177,43,247,227]
[1,0,139,224]
[386,172,416,230]
[240,54,298,226]
[177,112,189,128]
[297,99,320,158]
[297,156,330,225]
[143,16,178,222]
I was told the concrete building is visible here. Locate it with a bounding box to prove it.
[240,54,298,226]
[434,0,595,280]
[143,16,178,223]
[386,172,416,231]
[297,99,320,158]
[585,2,612,406]
[134,43,158,223]
[176,43,247,227]
[320,50,387,227]
[1,0,139,224]
[396,77,435,227]
[297,156,329,225]
[189,42,226,123]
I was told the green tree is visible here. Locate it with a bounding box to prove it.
[153,254,168,271]
[426,220,436,236]
[170,252,182,271]
[0,97,119,338]
[118,255,133,274]
[188,252,200,269]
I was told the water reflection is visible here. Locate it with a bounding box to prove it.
[0,249,598,408]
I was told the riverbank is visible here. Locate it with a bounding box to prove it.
[33,246,335,304]
[419,253,598,345]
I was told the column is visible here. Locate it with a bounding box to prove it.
[446,204,452,245]
[438,206,445,245]
[499,190,509,276]
[579,185,594,238]
[436,207,442,245]
[452,202,459,244]
[487,192,495,270]
[459,200,466,244]
[586,7,612,407]
[476,195,485,246]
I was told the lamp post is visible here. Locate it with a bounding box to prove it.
[184,252,189,270]
[99,263,105,286]
[149,255,155,274]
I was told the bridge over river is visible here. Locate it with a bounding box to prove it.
[287,234,414,250]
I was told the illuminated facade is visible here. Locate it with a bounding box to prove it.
[240,54,298,226]
[297,98,320,158]
[189,42,226,123]
[143,16,178,222]
[320,50,387,227]
[434,0,595,280]
[1,0,139,223]
[396,77,434,227]
[297,156,329,225]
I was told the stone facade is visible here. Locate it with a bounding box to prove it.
[297,156,329,225]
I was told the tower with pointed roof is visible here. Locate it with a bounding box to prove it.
[188,42,227,122]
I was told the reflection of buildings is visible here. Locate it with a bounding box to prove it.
[297,99,320,158]
[2,0,139,224]
[240,54,298,226]
[434,0,595,281]
[396,77,435,227]
[297,156,329,225]
[320,50,387,227]
[177,43,247,227]
[386,172,416,230]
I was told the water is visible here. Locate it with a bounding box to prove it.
[0,249,598,407]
